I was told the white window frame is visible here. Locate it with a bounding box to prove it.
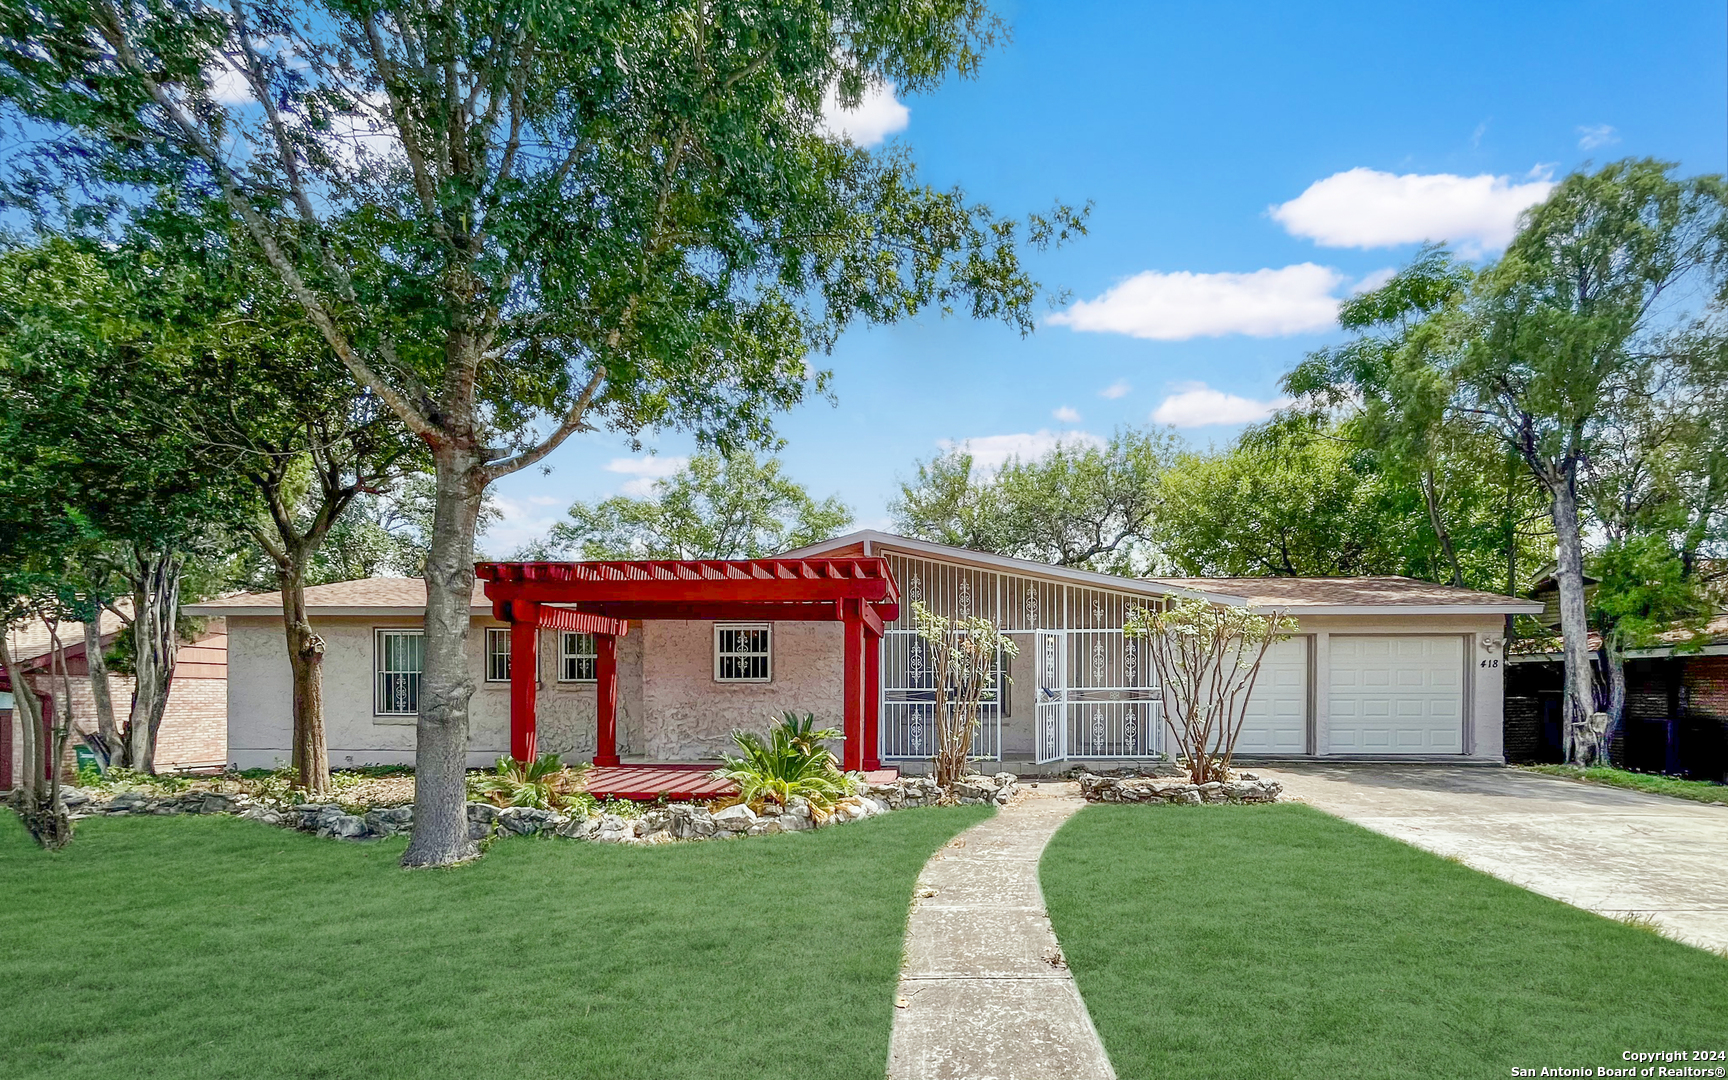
[484,627,512,683]
[714,623,773,683]
[375,629,425,716]
[559,631,597,683]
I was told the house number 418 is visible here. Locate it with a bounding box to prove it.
[1479,658,1500,668]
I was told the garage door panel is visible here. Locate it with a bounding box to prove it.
[1233,637,1309,755]
[1327,635,1464,755]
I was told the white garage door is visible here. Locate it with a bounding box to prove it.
[1233,636,1309,755]
[1328,635,1463,754]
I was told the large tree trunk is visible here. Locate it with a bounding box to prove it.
[82,616,118,768]
[125,548,184,773]
[1548,476,1598,766]
[280,560,331,796]
[401,446,485,868]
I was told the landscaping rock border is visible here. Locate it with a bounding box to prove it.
[1077,771,1281,805]
[60,770,1023,845]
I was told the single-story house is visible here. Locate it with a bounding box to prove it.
[186,531,1539,775]
[2,609,229,789]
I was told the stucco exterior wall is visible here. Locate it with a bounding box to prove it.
[639,620,843,759]
[1283,612,1507,762]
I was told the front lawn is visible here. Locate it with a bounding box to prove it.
[0,805,989,1080]
[1041,804,1728,1080]
[1519,764,1728,805]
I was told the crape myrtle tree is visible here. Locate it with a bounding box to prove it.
[0,0,1085,865]
[0,240,255,772]
[526,449,852,560]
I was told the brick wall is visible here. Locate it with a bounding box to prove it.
[1503,662,1562,764]
[1683,656,1728,719]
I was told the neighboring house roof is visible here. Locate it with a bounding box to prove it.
[2,602,131,668]
[184,578,491,618]
[1509,613,1728,663]
[1147,576,1544,615]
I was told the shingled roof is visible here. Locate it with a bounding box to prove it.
[185,578,490,616]
[1147,575,1543,613]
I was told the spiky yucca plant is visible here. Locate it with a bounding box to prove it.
[470,754,583,810]
[718,712,859,812]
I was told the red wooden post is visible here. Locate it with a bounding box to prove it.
[842,601,864,772]
[863,625,881,772]
[509,602,539,763]
[594,632,620,767]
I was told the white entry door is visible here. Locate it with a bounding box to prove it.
[1233,636,1309,755]
[1327,635,1464,754]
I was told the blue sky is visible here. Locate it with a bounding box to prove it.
[483,0,1728,553]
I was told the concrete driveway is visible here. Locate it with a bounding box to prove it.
[1255,764,1728,955]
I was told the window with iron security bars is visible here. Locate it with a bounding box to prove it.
[714,624,772,682]
[560,631,596,682]
[484,627,512,682]
[375,629,424,716]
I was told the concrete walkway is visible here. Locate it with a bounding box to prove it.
[887,785,1116,1080]
[1260,763,1728,954]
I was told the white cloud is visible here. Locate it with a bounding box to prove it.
[205,61,253,104]
[1052,405,1082,422]
[481,494,566,554]
[1051,264,1346,341]
[936,429,1104,472]
[1151,382,1292,428]
[1270,167,1555,256]
[1577,124,1619,150]
[1099,380,1132,399]
[606,454,690,498]
[818,78,909,147]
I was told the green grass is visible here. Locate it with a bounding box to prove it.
[1041,804,1728,1080]
[1520,764,1728,804]
[0,805,990,1080]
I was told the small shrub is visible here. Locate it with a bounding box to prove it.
[718,711,860,813]
[469,754,585,809]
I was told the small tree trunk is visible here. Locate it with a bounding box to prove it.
[280,560,331,796]
[1421,468,1464,588]
[1601,635,1627,768]
[0,633,70,847]
[1549,476,1597,766]
[82,616,117,769]
[126,548,184,773]
[401,445,485,868]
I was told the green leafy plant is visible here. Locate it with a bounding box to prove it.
[469,754,583,810]
[717,712,859,813]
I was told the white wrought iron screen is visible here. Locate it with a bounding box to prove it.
[878,629,1003,761]
[1034,628,1160,761]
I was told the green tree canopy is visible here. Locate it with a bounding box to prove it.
[892,428,1175,574]
[0,0,1083,864]
[529,450,850,560]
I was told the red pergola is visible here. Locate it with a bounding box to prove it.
[474,558,900,772]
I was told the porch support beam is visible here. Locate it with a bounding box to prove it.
[842,599,865,772]
[594,633,621,767]
[863,626,881,772]
[509,601,539,764]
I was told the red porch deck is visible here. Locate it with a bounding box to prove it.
[581,762,901,802]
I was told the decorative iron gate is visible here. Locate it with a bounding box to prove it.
[1033,629,1161,762]
[879,629,1002,761]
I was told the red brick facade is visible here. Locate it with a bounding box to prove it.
[2,629,227,788]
